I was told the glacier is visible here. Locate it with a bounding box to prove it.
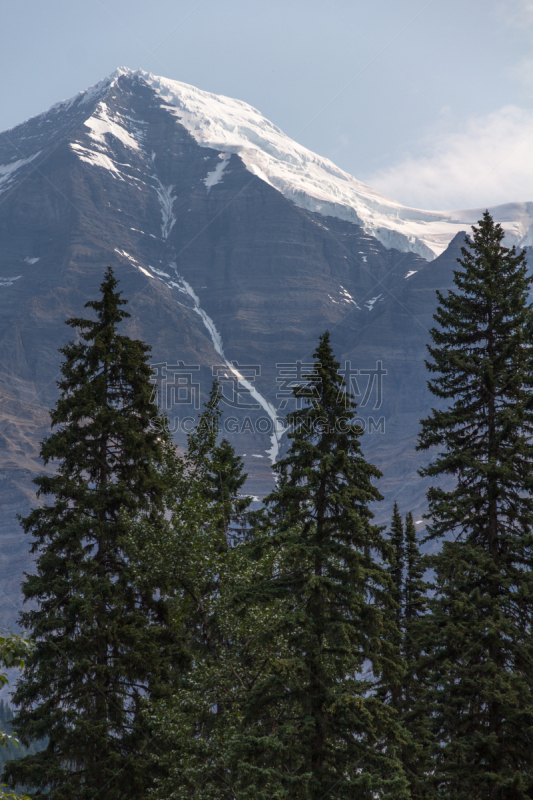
[134,69,533,260]
[2,66,533,260]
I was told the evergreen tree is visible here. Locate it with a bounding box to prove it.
[187,381,251,544]
[3,268,175,800]
[379,505,429,799]
[144,518,277,800]
[135,385,262,800]
[388,502,405,709]
[233,331,409,799]
[375,504,404,721]
[379,509,427,706]
[418,212,533,798]
[401,513,430,800]
[390,502,405,630]
[403,513,426,693]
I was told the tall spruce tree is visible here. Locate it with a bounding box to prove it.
[390,502,405,627]
[403,513,427,695]
[418,212,533,798]
[389,502,405,707]
[3,268,175,800]
[234,332,409,800]
[376,503,404,717]
[400,512,430,800]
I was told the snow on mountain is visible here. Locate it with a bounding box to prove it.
[2,66,533,260]
[0,153,41,192]
[133,70,533,259]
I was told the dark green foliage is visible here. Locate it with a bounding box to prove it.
[386,502,405,706]
[3,268,175,800]
[187,381,251,542]
[376,504,404,714]
[0,703,45,772]
[424,541,533,799]
[399,513,430,800]
[233,331,409,799]
[380,506,429,799]
[137,384,259,800]
[382,507,428,709]
[418,211,533,543]
[390,502,405,629]
[418,212,533,798]
[403,513,427,680]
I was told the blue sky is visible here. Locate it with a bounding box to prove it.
[1,0,532,210]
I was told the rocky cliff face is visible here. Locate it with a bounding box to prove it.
[0,69,527,626]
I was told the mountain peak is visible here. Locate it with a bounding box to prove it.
[2,67,532,260]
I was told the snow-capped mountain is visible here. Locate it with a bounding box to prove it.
[2,67,532,260]
[0,68,529,628]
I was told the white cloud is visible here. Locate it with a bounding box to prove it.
[365,105,533,211]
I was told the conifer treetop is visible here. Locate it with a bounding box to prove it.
[418,211,533,545]
[3,266,173,800]
[271,330,383,526]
